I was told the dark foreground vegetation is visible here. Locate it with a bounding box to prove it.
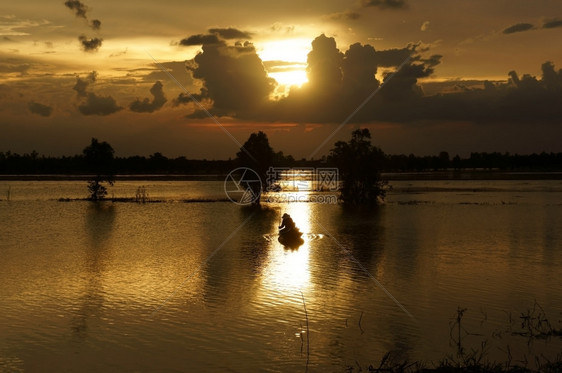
[352,303,562,373]
[1,149,561,176]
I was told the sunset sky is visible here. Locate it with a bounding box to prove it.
[2,0,562,159]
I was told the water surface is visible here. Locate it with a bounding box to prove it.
[1,180,561,371]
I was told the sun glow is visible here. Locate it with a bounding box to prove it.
[268,69,308,87]
[259,38,311,88]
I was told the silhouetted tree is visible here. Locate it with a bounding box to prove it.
[329,128,387,205]
[236,131,275,204]
[438,151,450,170]
[82,138,115,201]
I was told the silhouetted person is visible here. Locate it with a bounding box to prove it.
[278,213,304,248]
[279,213,298,234]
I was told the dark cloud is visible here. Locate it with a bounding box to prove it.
[90,19,101,30]
[423,54,442,68]
[173,92,191,106]
[64,0,103,53]
[539,61,562,90]
[325,10,361,21]
[374,47,412,67]
[186,40,275,114]
[306,34,344,92]
[179,28,252,47]
[342,43,379,99]
[543,19,562,29]
[379,56,441,101]
[376,61,562,123]
[64,0,88,19]
[181,33,435,123]
[503,23,534,34]
[73,71,96,97]
[28,101,53,117]
[180,32,562,126]
[72,71,122,115]
[361,0,407,9]
[129,81,167,113]
[208,27,252,39]
[79,93,122,115]
[172,91,205,107]
[78,35,103,52]
[179,34,220,46]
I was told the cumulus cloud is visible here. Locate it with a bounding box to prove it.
[178,31,562,126]
[28,101,52,117]
[208,27,252,39]
[503,23,534,34]
[361,0,407,9]
[186,40,276,115]
[374,47,412,67]
[179,33,439,122]
[382,60,562,123]
[78,35,102,52]
[306,34,344,91]
[129,81,167,113]
[543,19,562,29]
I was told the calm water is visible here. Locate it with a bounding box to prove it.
[1,180,562,372]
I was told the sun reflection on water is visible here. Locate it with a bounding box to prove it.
[260,203,314,301]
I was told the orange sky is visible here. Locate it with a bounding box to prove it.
[1,0,562,158]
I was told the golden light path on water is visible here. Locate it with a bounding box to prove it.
[259,202,313,302]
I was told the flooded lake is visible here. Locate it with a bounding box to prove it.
[1,179,562,371]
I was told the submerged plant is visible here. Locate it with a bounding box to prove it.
[134,185,149,203]
[329,128,388,206]
[82,138,115,201]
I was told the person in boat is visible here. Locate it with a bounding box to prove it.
[279,213,300,235]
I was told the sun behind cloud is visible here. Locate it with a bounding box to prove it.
[258,38,311,89]
[268,67,308,87]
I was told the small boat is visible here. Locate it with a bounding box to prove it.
[278,228,304,248]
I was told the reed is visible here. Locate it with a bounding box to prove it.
[300,291,310,361]
[347,305,562,373]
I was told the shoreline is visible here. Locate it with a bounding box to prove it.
[1,171,562,181]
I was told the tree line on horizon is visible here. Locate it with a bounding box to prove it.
[1,148,561,175]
